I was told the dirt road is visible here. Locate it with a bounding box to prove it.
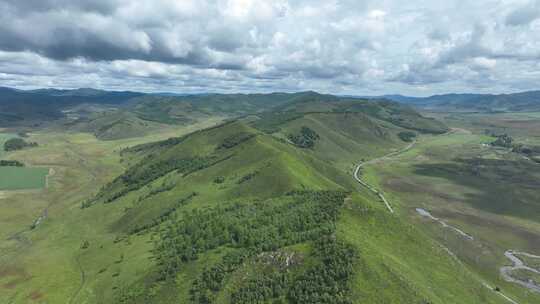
[353,140,416,213]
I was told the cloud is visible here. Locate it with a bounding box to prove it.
[505,0,540,26]
[0,0,539,96]
[471,57,497,70]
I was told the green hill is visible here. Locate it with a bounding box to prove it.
[1,92,515,304]
[0,88,447,141]
[275,95,448,134]
[253,112,404,169]
[66,111,174,140]
[52,111,506,304]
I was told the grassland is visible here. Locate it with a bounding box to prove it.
[273,112,406,170]
[360,112,540,303]
[0,132,50,190]
[340,192,507,304]
[427,111,540,143]
[79,118,510,304]
[0,117,223,303]
[0,106,532,304]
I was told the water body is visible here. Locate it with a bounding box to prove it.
[415,208,474,241]
[500,250,540,293]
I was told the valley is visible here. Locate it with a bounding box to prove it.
[3,1,540,303]
[0,91,538,303]
[364,112,540,303]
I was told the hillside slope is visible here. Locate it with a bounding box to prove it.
[1,91,514,303]
[37,114,505,304]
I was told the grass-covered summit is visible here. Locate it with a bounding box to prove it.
[56,104,506,304]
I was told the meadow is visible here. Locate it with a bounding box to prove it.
[0,167,49,190]
[0,118,224,303]
[359,112,540,303]
[0,107,537,303]
[427,111,540,143]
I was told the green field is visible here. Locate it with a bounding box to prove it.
[0,167,49,190]
[0,133,50,190]
[359,114,540,303]
[0,103,538,303]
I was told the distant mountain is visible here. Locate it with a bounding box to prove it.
[0,88,447,137]
[0,87,144,126]
[377,91,540,112]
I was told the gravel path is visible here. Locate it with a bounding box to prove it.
[353,140,416,213]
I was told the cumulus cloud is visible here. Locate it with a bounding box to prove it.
[0,0,539,95]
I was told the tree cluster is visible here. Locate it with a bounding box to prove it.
[96,156,214,204]
[190,250,252,303]
[129,192,197,235]
[398,131,416,142]
[213,176,225,184]
[288,127,320,149]
[288,237,356,304]
[224,236,356,304]
[490,134,513,148]
[237,171,259,184]
[153,191,347,280]
[217,132,255,150]
[4,138,38,151]
[137,182,176,202]
[0,160,24,167]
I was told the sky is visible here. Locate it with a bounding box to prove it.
[1,0,540,96]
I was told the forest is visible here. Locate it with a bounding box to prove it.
[117,191,357,303]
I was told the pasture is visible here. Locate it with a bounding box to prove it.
[360,121,540,303]
[0,167,49,190]
[0,118,224,303]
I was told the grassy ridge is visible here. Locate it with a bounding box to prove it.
[274,112,405,170]
[68,115,506,303]
[1,89,447,141]
[1,105,518,303]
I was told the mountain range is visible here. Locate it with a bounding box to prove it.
[372,90,540,112]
